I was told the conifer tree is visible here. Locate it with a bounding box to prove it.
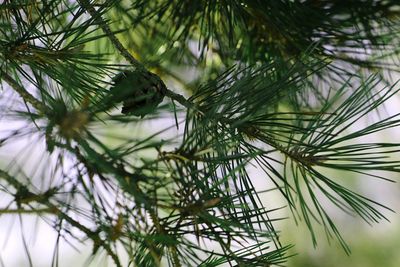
[1,1,400,266]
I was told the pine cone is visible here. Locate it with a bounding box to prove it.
[111,70,167,117]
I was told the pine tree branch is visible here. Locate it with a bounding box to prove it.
[1,71,45,112]
[78,0,199,112]
[0,168,122,267]
[165,89,204,114]
[56,209,122,267]
[2,1,398,265]
[78,0,143,70]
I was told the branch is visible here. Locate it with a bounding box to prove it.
[1,71,45,112]
[0,208,57,214]
[165,89,204,114]
[78,0,143,70]
[0,169,122,267]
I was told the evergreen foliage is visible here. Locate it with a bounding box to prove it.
[1,0,400,266]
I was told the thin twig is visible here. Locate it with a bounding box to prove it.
[1,71,45,112]
[165,89,203,114]
[0,208,57,214]
[78,0,143,70]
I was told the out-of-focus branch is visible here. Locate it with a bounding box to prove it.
[1,71,45,112]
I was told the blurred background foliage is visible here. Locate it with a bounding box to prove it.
[285,210,400,267]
